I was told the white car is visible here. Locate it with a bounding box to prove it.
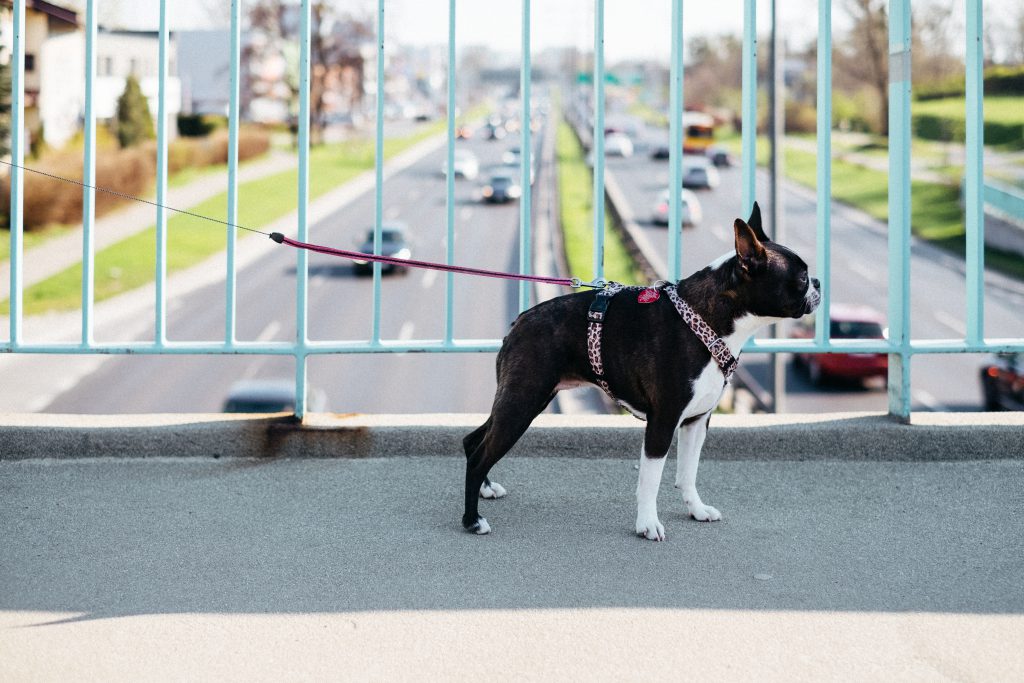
[442,149,479,180]
[604,132,634,157]
[651,188,703,227]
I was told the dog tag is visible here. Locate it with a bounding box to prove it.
[637,288,660,304]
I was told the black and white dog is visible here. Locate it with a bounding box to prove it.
[462,203,820,540]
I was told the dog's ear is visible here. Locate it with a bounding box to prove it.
[734,218,767,275]
[748,201,769,242]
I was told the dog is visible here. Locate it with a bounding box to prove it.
[462,202,820,539]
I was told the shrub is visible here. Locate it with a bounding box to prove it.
[115,75,155,148]
[0,127,270,230]
[177,114,228,138]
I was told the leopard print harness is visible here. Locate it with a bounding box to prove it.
[586,281,739,409]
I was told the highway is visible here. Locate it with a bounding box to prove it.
[605,120,1024,412]
[12,109,1024,415]
[41,126,536,415]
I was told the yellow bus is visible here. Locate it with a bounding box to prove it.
[683,111,716,154]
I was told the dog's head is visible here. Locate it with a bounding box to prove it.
[729,202,820,319]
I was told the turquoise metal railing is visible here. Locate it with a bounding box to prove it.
[3,0,1022,420]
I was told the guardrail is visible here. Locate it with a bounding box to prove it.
[3,0,1022,420]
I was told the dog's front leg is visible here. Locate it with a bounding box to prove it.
[635,420,675,541]
[674,412,722,521]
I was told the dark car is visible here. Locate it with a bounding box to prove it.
[706,146,735,167]
[481,173,522,203]
[353,222,411,276]
[222,379,327,413]
[793,304,888,387]
[980,353,1024,410]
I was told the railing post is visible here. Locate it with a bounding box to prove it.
[154,0,169,346]
[81,0,97,346]
[667,0,683,283]
[444,0,456,339]
[814,0,832,350]
[225,0,242,346]
[741,0,757,215]
[371,0,385,345]
[964,0,985,346]
[8,0,25,347]
[294,0,313,418]
[519,0,533,311]
[591,0,606,282]
[887,0,912,421]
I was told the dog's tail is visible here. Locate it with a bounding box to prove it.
[463,418,491,459]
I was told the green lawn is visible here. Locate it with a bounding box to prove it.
[913,95,1024,126]
[556,119,642,285]
[2,121,448,316]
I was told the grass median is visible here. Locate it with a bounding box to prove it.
[1,122,448,316]
[556,119,643,285]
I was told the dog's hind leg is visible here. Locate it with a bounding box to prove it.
[462,388,555,534]
[674,411,721,521]
[463,418,506,500]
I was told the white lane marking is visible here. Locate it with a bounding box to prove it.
[257,320,282,342]
[711,224,728,242]
[914,389,948,412]
[385,206,401,219]
[422,269,439,289]
[398,321,415,340]
[933,309,966,336]
[460,206,473,222]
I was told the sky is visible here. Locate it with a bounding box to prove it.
[100,0,1020,64]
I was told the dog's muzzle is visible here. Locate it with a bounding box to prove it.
[804,278,822,315]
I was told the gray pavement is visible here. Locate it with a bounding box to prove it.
[2,421,1023,680]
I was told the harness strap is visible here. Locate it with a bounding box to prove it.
[586,282,739,407]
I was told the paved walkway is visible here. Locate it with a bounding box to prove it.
[1,455,1021,681]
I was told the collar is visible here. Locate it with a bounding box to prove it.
[660,283,739,380]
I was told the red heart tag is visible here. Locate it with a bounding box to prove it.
[637,288,660,304]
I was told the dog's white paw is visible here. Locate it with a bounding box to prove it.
[479,481,507,499]
[635,515,666,541]
[467,517,491,535]
[687,503,722,522]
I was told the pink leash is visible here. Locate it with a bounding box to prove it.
[270,232,602,289]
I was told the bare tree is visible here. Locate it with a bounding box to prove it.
[244,0,372,144]
[834,0,890,135]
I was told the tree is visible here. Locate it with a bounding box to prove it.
[244,0,372,145]
[114,75,155,148]
[834,0,890,136]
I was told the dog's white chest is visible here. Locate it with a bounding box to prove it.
[683,362,726,419]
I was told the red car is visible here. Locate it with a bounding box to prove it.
[980,353,1024,411]
[793,304,888,387]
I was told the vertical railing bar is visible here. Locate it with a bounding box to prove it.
[667,0,683,283]
[887,0,912,420]
[444,0,456,341]
[225,0,242,346]
[81,0,97,346]
[964,0,984,346]
[8,0,25,346]
[814,0,832,348]
[371,0,385,344]
[591,0,606,282]
[154,0,169,346]
[741,0,758,214]
[518,0,533,311]
[294,0,312,418]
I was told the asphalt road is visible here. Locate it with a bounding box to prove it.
[40,127,537,414]
[607,119,1024,412]
[2,455,1022,680]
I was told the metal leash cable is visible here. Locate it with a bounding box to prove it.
[0,158,605,288]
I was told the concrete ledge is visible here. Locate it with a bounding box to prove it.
[1,412,1022,460]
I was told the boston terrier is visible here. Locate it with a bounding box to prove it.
[462,203,820,540]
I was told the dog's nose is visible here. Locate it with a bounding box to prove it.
[811,277,820,290]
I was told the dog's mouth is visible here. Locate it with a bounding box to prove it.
[803,284,822,315]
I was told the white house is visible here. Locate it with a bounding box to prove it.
[94,27,181,136]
